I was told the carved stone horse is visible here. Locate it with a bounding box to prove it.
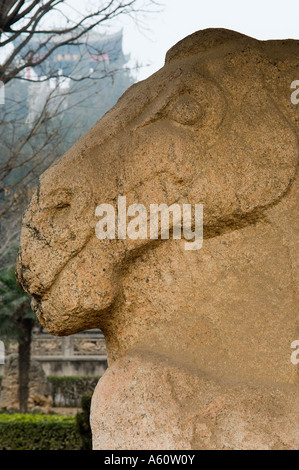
[17,29,299,449]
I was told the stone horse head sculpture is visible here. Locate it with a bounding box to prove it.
[17,29,299,449]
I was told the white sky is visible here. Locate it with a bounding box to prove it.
[120,0,299,80]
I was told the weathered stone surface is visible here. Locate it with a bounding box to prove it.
[16,29,299,449]
[0,354,52,413]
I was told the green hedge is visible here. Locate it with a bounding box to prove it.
[0,413,82,450]
[47,376,99,407]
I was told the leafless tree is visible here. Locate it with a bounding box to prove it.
[0,0,158,83]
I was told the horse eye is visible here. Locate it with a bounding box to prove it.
[169,95,204,125]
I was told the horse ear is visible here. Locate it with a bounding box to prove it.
[188,68,298,225]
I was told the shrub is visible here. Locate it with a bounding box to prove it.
[75,392,93,450]
[0,413,82,450]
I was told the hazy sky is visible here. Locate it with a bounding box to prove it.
[1,0,298,81]
[120,0,299,80]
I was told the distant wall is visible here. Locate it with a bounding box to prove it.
[0,331,108,377]
[38,356,107,377]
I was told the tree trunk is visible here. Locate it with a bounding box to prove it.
[18,318,33,413]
